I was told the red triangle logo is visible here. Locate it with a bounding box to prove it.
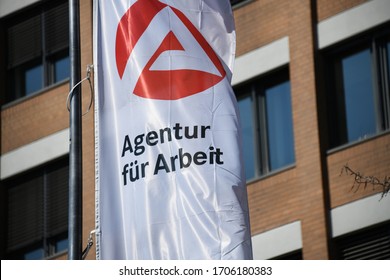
[115,0,226,100]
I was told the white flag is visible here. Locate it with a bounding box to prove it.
[94,0,252,259]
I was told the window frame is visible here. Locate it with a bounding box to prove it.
[323,26,390,150]
[333,222,390,260]
[234,67,296,180]
[2,156,69,260]
[2,0,69,105]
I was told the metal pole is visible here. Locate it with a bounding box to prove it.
[68,0,82,260]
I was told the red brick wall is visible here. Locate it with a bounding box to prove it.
[2,0,387,260]
[236,0,389,260]
[1,83,69,154]
[288,0,328,260]
[79,0,95,260]
[234,0,290,56]
[317,0,369,21]
[1,0,95,260]
[327,133,390,208]
[235,0,329,259]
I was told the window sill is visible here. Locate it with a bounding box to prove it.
[246,163,296,185]
[327,130,390,156]
[46,249,68,260]
[1,78,70,110]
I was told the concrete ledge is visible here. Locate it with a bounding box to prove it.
[232,37,289,86]
[331,193,390,237]
[1,129,69,180]
[0,0,40,18]
[251,221,302,260]
[318,0,390,49]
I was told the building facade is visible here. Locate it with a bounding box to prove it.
[1,0,390,260]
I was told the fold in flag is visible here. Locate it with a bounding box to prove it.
[94,0,253,259]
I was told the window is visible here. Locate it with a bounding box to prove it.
[3,0,69,104]
[2,157,69,259]
[235,69,295,180]
[333,222,390,260]
[325,31,390,148]
[271,250,303,260]
[230,0,251,7]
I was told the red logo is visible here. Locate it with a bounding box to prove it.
[115,0,226,100]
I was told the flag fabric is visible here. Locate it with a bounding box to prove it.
[94,0,252,260]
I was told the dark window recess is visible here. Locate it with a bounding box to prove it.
[230,0,250,7]
[3,157,69,260]
[334,223,390,260]
[4,0,69,104]
[324,31,390,148]
[230,0,245,6]
[234,68,295,180]
[271,250,303,260]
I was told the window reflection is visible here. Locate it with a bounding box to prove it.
[325,34,390,149]
[55,237,68,253]
[24,247,44,260]
[236,69,295,180]
[54,56,70,83]
[25,64,43,95]
[265,81,295,171]
[238,95,256,180]
[341,49,376,142]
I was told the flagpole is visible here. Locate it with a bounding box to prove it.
[68,0,83,260]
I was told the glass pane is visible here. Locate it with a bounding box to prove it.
[238,95,255,180]
[24,247,44,260]
[55,238,68,253]
[265,81,295,171]
[54,56,70,82]
[341,49,376,142]
[25,64,43,95]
